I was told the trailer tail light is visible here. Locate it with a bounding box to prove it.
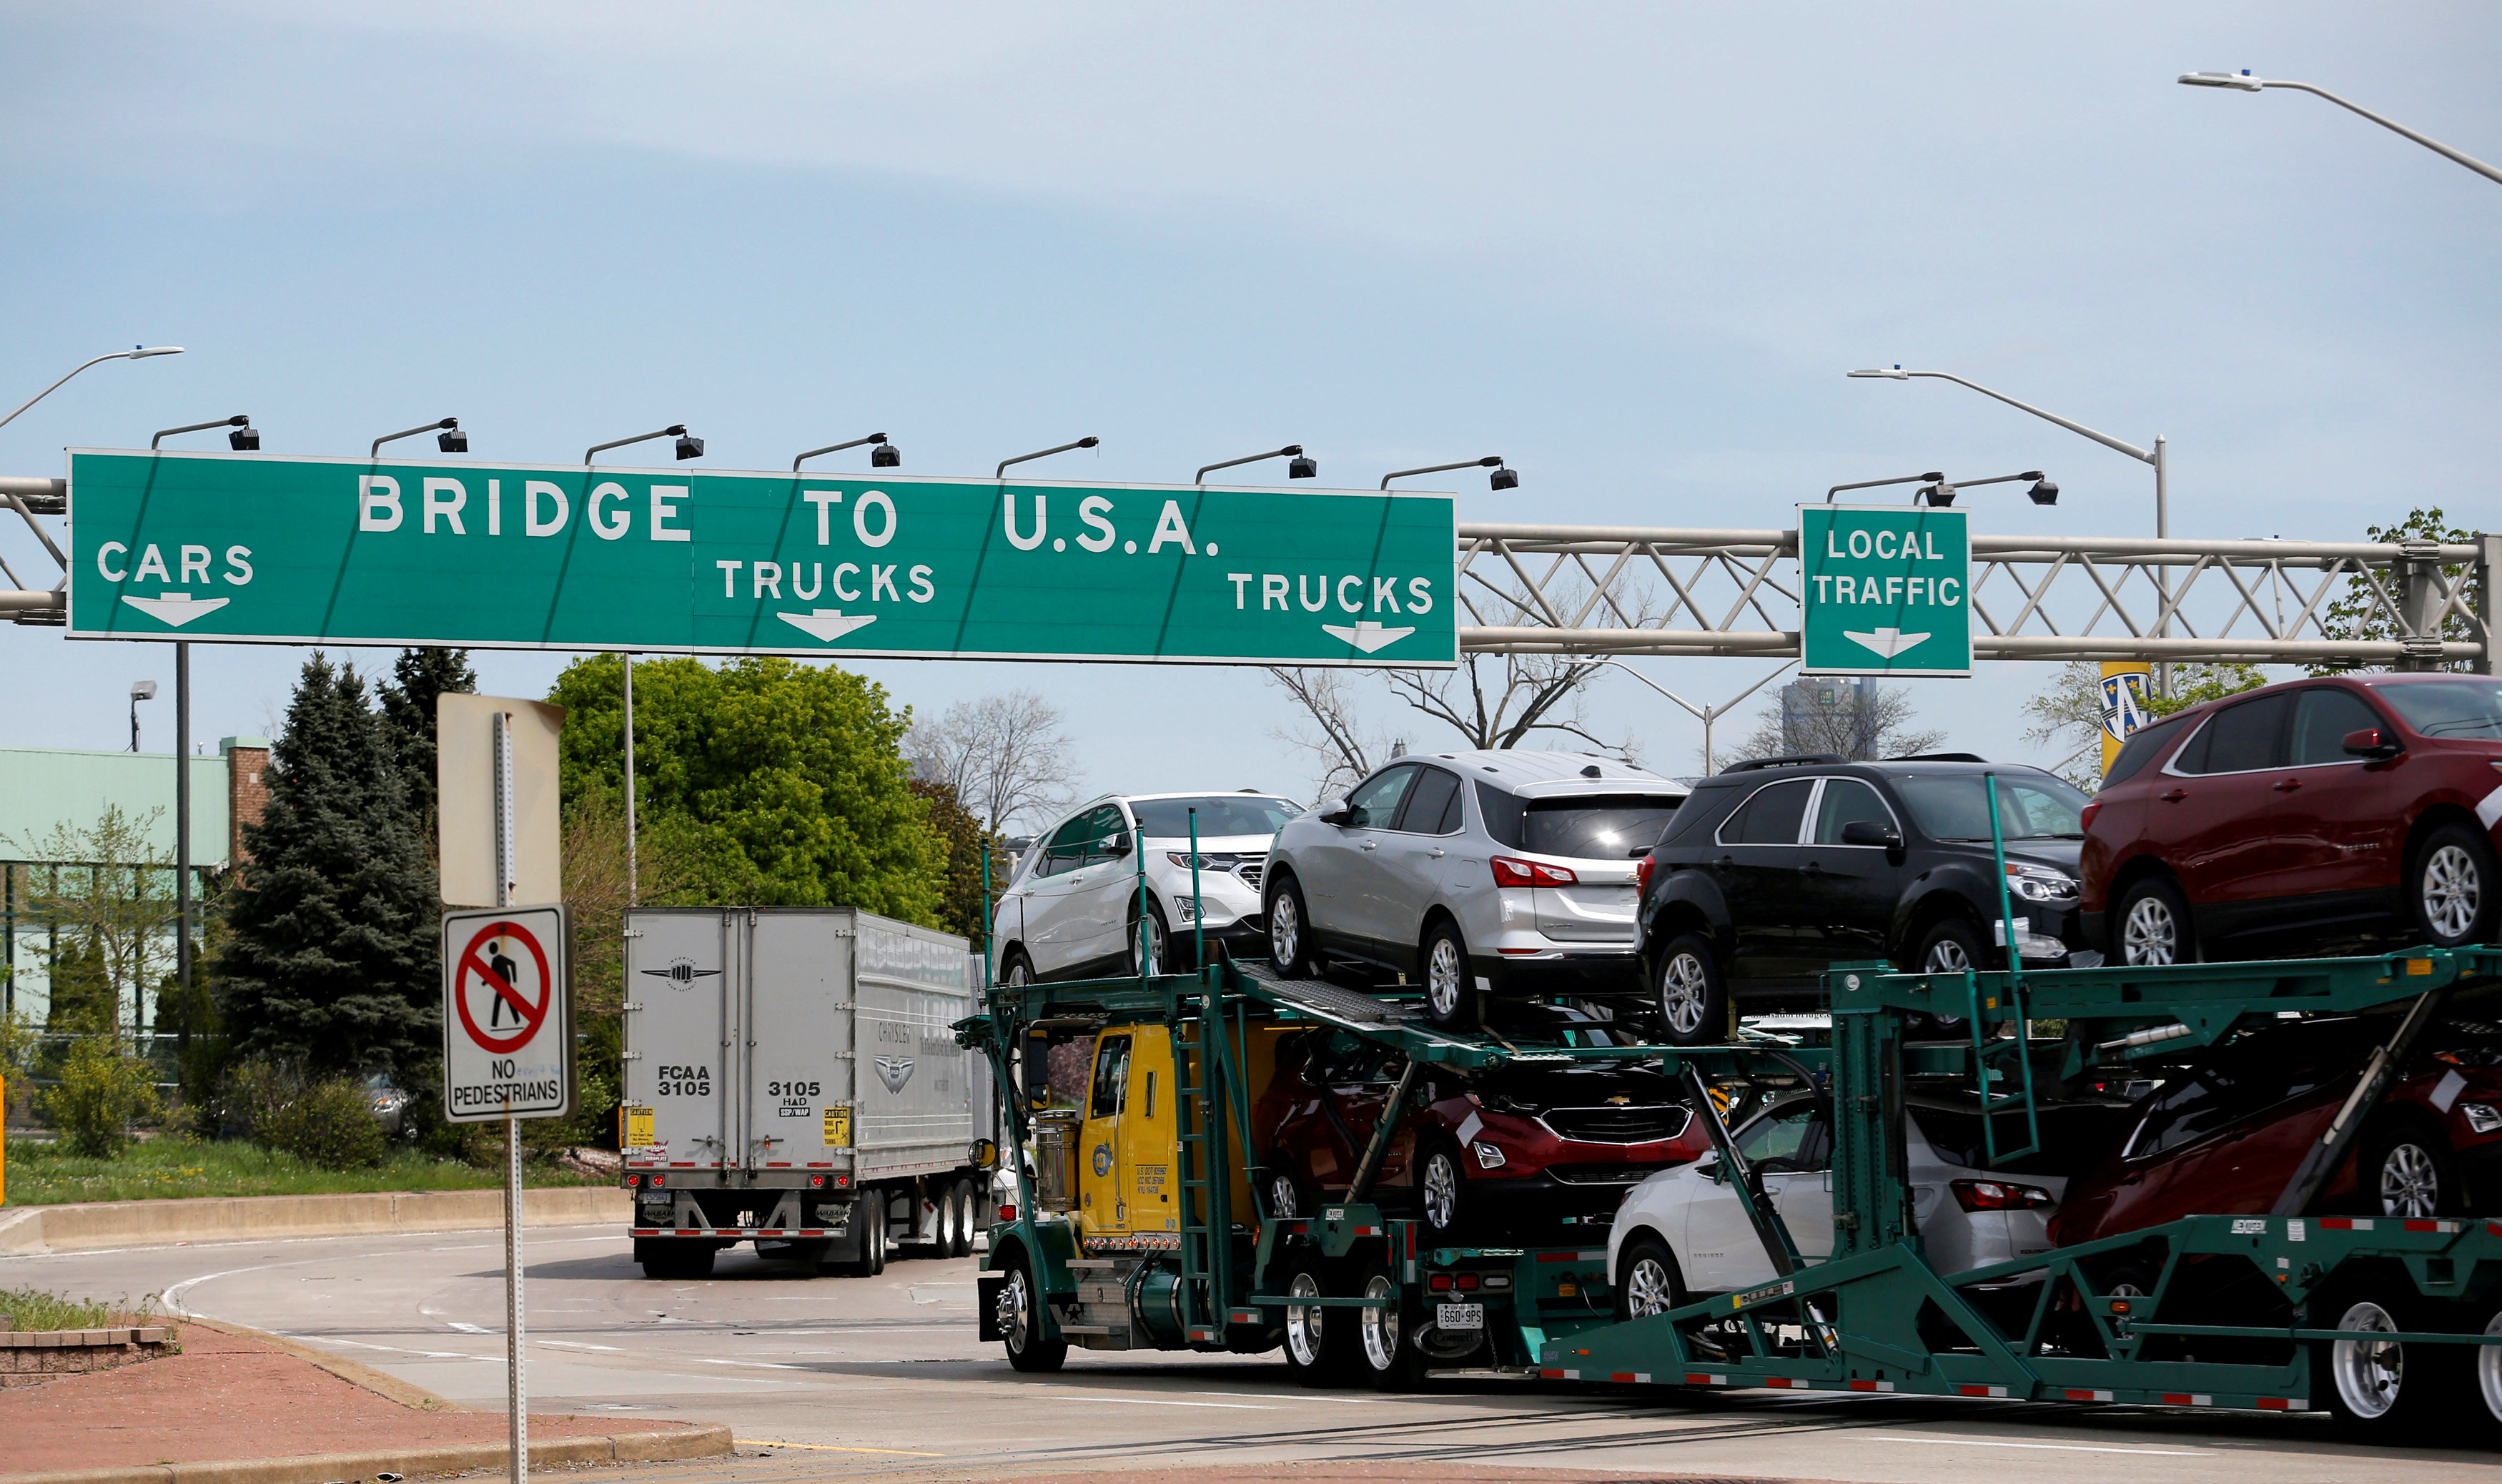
[625,1173,641,1187]
[648,1174,666,1188]
[999,1204,1017,1222]
[1455,1272,1480,1292]
[1430,1274,1453,1292]
[1492,856,1578,887]
[1950,1178,2054,1212]
[809,1174,826,1188]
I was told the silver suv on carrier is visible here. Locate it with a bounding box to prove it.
[1262,750,1688,1028]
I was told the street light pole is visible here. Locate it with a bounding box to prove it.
[1381,455,1518,491]
[585,425,703,902]
[1848,365,2169,690]
[1574,658,1796,776]
[2179,71,2502,187]
[1195,445,1315,483]
[996,437,1099,480]
[0,347,182,437]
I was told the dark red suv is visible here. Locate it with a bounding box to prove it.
[2080,674,2502,965]
[1252,1019,1711,1241]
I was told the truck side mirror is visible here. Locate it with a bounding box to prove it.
[968,1137,999,1169]
[2342,726,2403,761]
[1839,820,1902,849]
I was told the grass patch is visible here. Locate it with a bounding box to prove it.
[1,1134,603,1205]
[0,1285,167,1332]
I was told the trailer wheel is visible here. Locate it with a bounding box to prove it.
[1355,1263,1431,1390]
[635,1238,715,1280]
[1282,1268,1353,1386]
[2475,1310,2502,1435]
[946,1181,976,1257]
[999,1252,1067,1373]
[2314,1294,2454,1436]
[839,1194,888,1276]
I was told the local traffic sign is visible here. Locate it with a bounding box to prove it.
[1798,504,1972,677]
[63,450,1458,668]
[442,905,572,1122]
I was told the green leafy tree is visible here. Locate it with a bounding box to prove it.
[548,656,944,921]
[38,1034,161,1158]
[2145,663,2271,718]
[911,777,1001,949]
[2313,508,2483,676]
[215,654,440,1079]
[377,647,478,844]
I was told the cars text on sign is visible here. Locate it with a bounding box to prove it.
[1798,504,1972,677]
[64,450,1458,668]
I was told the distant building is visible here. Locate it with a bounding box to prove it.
[0,738,270,1029]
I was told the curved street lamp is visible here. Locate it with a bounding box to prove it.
[1381,455,1516,491]
[0,346,182,436]
[153,415,258,452]
[794,433,900,472]
[372,417,465,457]
[586,423,703,465]
[997,437,1099,480]
[1195,445,1316,483]
[2180,71,2502,187]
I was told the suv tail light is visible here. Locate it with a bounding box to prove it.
[1950,1178,2055,1212]
[1636,854,1654,891]
[2079,801,2102,831]
[1492,856,1578,886]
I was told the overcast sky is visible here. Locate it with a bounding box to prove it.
[4,4,2496,818]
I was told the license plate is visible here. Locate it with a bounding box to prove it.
[1435,1302,1485,1330]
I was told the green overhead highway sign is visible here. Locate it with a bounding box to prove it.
[63,450,1457,668]
[1798,503,1971,677]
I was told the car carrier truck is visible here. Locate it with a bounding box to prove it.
[620,906,997,1279]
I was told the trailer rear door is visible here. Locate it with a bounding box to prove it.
[745,911,857,1172]
[623,910,737,1172]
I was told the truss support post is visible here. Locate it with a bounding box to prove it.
[2479,535,2501,677]
[2398,545,2446,673]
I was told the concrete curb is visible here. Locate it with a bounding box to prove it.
[180,1316,462,1414]
[0,1187,628,1256]
[0,1423,734,1484]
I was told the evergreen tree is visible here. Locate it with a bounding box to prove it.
[216,654,440,1078]
[378,647,477,839]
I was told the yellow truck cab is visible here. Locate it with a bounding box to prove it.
[1060,1022,1288,1253]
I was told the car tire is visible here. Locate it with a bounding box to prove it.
[1353,1262,1432,1390]
[1263,1166,1316,1220]
[1267,875,1318,979]
[1419,918,1475,1031]
[999,1249,1069,1373]
[1128,899,1173,977]
[1418,1137,1470,1240]
[2312,1289,2464,1438]
[2410,823,2498,951]
[2360,1119,2462,1220]
[1282,1267,1353,1387]
[1614,1234,1684,1323]
[2113,875,2197,967]
[1653,933,1727,1047]
[1910,919,1990,1031]
[636,1238,715,1280]
[1001,946,1037,987]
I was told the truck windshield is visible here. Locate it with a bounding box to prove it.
[1890,773,2087,841]
[1131,796,1302,839]
[2369,678,2502,740]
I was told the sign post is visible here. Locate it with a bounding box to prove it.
[62,452,1458,669]
[1799,505,1972,677]
[440,696,569,1484]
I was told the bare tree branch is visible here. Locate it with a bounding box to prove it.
[1265,667,1384,797]
[906,690,1077,836]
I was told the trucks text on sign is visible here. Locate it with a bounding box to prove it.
[1798,504,1972,677]
[64,450,1458,668]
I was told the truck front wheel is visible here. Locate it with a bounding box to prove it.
[1000,1255,1067,1372]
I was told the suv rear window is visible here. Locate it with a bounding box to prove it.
[1909,1102,2135,1178]
[1476,786,1682,857]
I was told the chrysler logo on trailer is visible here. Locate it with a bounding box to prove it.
[875,1056,916,1093]
[640,956,721,990]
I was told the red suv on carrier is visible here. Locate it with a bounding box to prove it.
[2080,674,2502,965]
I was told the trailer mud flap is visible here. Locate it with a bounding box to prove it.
[978,1273,1009,1341]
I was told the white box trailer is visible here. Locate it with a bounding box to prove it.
[620,906,996,1280]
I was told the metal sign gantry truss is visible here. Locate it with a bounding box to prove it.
[1458,522,2499,671]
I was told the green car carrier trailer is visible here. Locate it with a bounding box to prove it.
[959,941,2502,1440]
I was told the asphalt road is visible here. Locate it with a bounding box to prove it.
[12,1225,2501,1484]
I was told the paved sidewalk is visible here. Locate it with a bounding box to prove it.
[0,1320,703,1477]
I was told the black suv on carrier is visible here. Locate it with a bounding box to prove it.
[1635,756,2099,1044]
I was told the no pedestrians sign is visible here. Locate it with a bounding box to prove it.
[442,905,573,1122]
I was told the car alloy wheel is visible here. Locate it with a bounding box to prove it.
[1269,1172,1302,1218]
[1923,937,1971,973]
[2328,1300,2406,1421]
[1622,1255,1676,1317]
[1359,1271,1403,1374]
[1132,911,1167,976]
[2122,894,2180,966]
[1421,1149,1461,1232]
[2422,844,2482,943]
[1425,934,1465,1020]
[1270,893,1301,967]
[1660,951,1711,1038]
[1284,1271,1328,1368]
[2378,1141,2443,1220]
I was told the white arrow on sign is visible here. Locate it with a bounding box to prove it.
[1321,620,1415,653]
[122,593,231,627]
[1844,627,1930,659]
[777,608,879,643]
